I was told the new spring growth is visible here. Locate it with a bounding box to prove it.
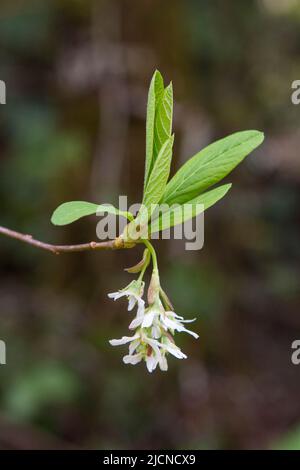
[106,66,263,371]
[0,70,264,373]
[49,70,264,372]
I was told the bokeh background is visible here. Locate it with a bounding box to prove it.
[0,0,300,450]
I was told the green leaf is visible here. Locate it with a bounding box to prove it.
[142,135,174,218]
[162,130,264,205]
[143,71,173,193]
[153,82,173,166]
[51,201,133,226]
[144,70,164,191]
[124,248,150,273]
[150,183,232,234]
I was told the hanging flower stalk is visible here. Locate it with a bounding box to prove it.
[108,242,199,372]
[0,71,264,372]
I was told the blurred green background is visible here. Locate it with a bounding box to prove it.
[0,0,300,450]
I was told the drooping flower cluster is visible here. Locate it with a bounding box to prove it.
[108,273,199,373]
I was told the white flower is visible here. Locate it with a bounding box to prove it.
[109,324,190,373]
[123,353,143,365]
[108,277,199,373]
[160,311,199,339]
[109,329,166,373]
[109,333,139,346]
[143,337,164,373]
[129,299,163,330]
[161,336,187,359]
[142,301,161,328]
[108,280,145,315]
[145,353,158,373]
[159,353,168,371]
[128,313,144,330]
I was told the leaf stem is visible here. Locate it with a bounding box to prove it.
[143,239,159,273]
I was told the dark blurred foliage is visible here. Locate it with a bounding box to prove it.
[0,0,300,450]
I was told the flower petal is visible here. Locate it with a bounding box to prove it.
[162,316,199,338]
[129,315,144,330]
[127,295,137,311]
[129,339,140,355]
[146,354,158,373]
[146,338,163,362]
[164,341,187,359]
[180,326,199,339]
[159,355,168,371]
[152,325,161,339]
[123,353,143,365]
[161,316,180,331]
[108,291,125,300]
[137,298,145,316]
[165,311,196,323]
[109,334,139,346]
[142,311,156,328]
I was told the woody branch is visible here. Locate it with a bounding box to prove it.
[0,225,119,254]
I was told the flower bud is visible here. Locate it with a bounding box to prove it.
[147,270,160,305]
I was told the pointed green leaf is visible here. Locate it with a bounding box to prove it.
[153,82,173,166]
[51,201,133,226]
[162,130,264,205]
[142,134,174,217]
[144,70,164,190]
[124,249,150,273]
[150,183,232,234]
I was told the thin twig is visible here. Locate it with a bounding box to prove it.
[0,225,118,254]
